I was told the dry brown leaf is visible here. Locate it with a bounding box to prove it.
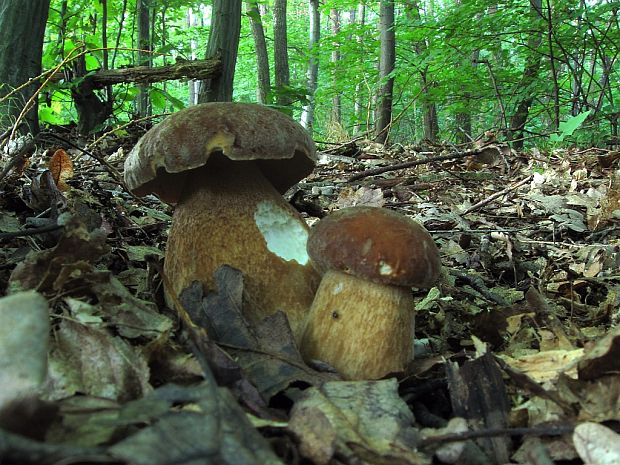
[49,148,74,191]
[499,349,584,384]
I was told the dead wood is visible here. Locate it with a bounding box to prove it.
[59,57,222,89]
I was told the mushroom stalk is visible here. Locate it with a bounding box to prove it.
[164,155,319,342]
[300,270,414,380]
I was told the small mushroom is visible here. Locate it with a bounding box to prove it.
[301,206,441,379]
[124,102,320,341]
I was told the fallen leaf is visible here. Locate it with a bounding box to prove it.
[288,379,428,465]
[109,383,284,465]
[47,319,151,402]
[181,266,331,400]
[574,422,620,465]
[48,149,74,191]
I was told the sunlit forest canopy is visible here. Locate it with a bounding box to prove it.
[9,0,620,147]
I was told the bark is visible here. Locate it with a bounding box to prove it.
[63,58,221,133]
[187,8,200,105]
[403,0,438,141]
[301,0,320,130]
[197,0,242,103]
[0,0,51,135]
[246,1,271,104]
[353,3,366,135]
[543,0,559,130]
[137,0,151,115]
[101,0,114,116]
[330,8,342,125]
[273,0,291,107]
[66,58,222,88]
[112,0,128,68]
[455,49,480,143]
[375,0,396,144]
[508,0,543,149]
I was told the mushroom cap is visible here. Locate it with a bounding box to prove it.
[307,206,441,288]
[124,102,317,203]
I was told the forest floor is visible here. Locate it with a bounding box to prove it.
[0,125,619,465]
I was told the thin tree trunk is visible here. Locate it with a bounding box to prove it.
[455,49,479,143]
[197,0,242,103]
[246,1,270,104]
[375,0,395,144]
[353,3,366,135]
[543,0,559,130]
[330,8,342,125]
[137,0,151,116]
[112,0,128,68]
[101,0,114,115]
[509,0,543,149]
[403,0,438,141]
[273,0,291,107]
[187,8,199,105]
[301,0,320,131]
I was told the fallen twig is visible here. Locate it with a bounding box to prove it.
[461,175,532,215]
[0,224,63,242]
[347,150,473,182]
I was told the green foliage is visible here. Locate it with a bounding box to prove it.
[549,111,592,143]
[37,0,618,145]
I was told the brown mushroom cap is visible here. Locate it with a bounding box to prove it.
[124,102,317,203]
[307,206,441,288]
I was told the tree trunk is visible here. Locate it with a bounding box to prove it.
[137,0,151,116]
[455,48,479,143]
[330,8,342,125]
[403,0,438,141]
[246,0,270,104]
[187,8,199,105]
[508,0,543,149]
[198,0,242,103]
[543,0,559,131]
[273,0,291,107]
[422,80,439,141]
[375,0,395,144]
[0,0,50,135]
[301,0,320,131]
[101,0,114,117]
[353,3,366,135]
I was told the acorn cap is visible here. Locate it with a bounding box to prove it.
[124,102,317,203]
[307,206,441,288]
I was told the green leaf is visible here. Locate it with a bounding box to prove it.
[550,111,592,142]
[558,111,591,137]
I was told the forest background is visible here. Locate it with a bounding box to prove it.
[0,0,618,150]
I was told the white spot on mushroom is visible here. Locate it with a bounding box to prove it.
[254,200,309,265]
[332,282,344,294]
[379,260,393,275]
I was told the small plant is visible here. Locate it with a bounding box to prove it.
[549,110,591,143]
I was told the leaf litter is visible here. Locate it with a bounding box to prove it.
[0,129,619,464]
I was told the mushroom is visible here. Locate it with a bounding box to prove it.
[300,206,441,379]
[124,102,320,341]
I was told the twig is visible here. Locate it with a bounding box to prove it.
[461,175,532,215]
[347,150,474,182]
[85,113,170,151]
[0,428,109,465]
[0,224,63,242]
[419,424,574,448]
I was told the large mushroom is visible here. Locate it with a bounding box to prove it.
[124,102,320,341]
[301,206,441,379]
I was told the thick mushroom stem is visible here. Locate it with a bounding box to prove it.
[300,270,414,380]
[164,154,320,342]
